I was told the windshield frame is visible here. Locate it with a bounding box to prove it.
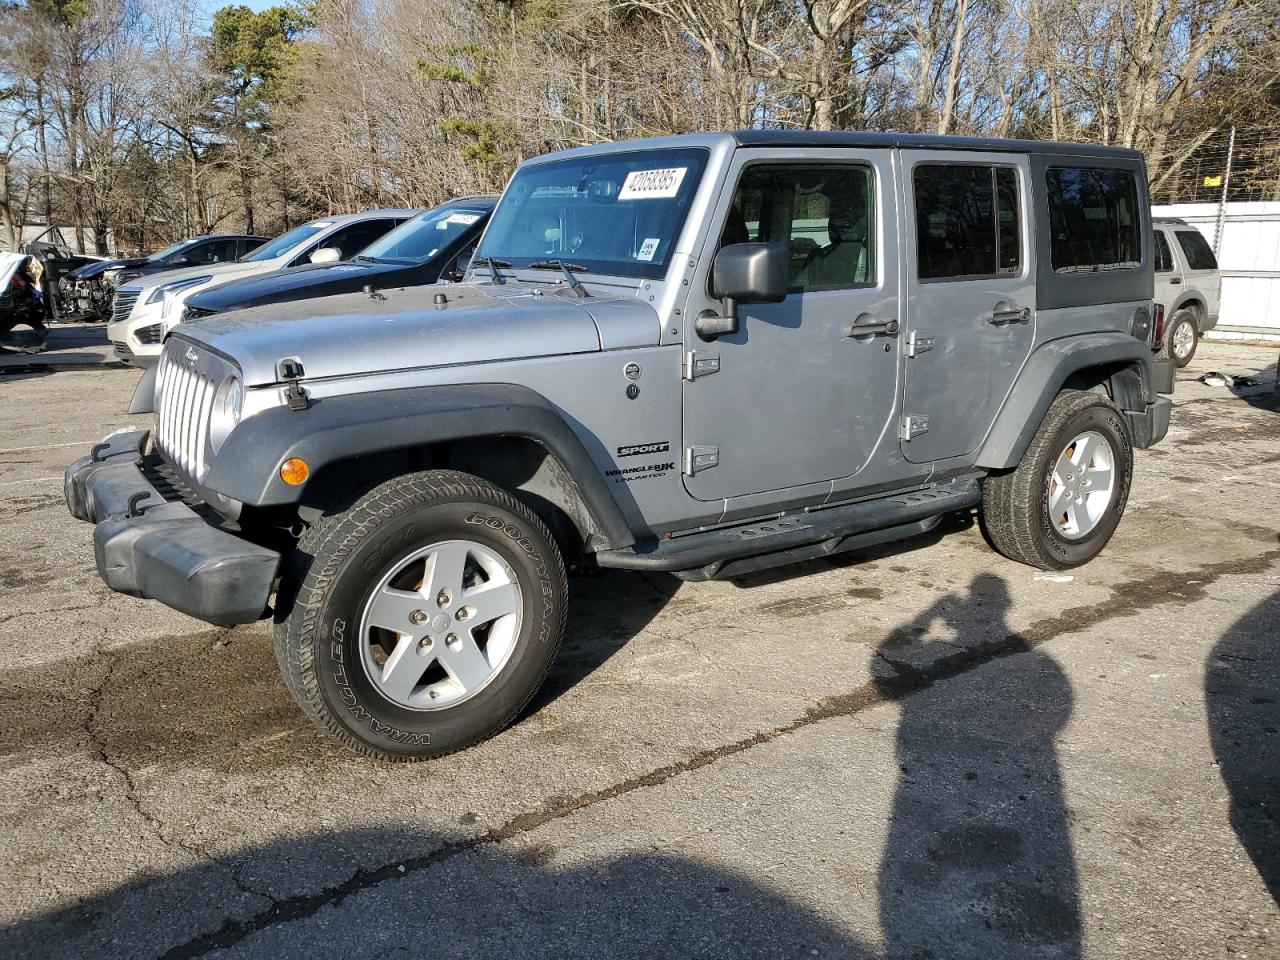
[238,221,331,263]
[475,147,710,282]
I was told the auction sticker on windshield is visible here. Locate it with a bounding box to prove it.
[619,167,687,200]
[637,238,660,261]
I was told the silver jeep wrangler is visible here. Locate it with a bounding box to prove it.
[66,132,1174,760]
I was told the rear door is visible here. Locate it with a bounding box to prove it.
[1172,227,1221,320]
[899,152,1035,463]
[1153,227,1181,308]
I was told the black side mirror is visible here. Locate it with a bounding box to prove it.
[447,249,473,282]
[697,242,789,340]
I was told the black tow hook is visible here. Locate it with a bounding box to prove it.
[126,492,150,518]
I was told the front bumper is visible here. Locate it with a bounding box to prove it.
[111,340,158,368]
[64,430,280,626]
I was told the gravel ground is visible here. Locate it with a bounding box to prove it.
[0,334,1277,960]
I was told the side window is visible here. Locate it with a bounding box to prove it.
[1046,167,1140,273]
[186,239,235,264]
[913,164,1021,280]
[719,163,876,292]
[1153,230,1174,272]
[1176,229,1217,271]
[314,219,399,262]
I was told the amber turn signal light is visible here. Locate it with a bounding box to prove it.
[279,458,310,486]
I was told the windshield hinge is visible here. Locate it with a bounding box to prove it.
[277,357,309,411]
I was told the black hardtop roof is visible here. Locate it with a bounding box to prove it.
[732,129,1144,161]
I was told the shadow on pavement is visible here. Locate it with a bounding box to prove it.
[0,826,875,959]
[873,573,1082,959]
[1206,590,1280,903]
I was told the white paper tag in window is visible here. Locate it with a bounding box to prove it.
[444,212,482,226]
[618,167,687,200]
[637,238,660,261]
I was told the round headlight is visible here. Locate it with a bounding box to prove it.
[209,376,243,453]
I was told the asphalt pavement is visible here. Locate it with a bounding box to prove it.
[0,336,1277,959]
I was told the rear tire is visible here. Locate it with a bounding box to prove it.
[1162,309,1199,367]
[981,390,1133,570]
[274,469,568,761]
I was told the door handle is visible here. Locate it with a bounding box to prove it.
[1169,277,1182,284]
[987,306,1030,325]
[843,317,899,338]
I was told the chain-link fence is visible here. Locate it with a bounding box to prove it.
[1150,125,1280,205]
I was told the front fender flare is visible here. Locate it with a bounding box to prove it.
[976,333,1157,470]
[205,382,634,549]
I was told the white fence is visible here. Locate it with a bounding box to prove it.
[1152,201,1280,340]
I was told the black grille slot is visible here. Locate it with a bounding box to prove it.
[135,322,163,344]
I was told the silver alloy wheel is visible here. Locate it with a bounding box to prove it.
[358,539,523,711]
[1172,320,1195,359]
[1047,430,1116,540]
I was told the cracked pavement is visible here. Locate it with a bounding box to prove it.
[1,340,1278,959]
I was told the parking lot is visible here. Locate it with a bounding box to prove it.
[1,333,1277,959]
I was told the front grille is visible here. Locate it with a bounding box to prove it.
[154,342,227,484]
[112,289,140,324]
[136,322,163,344]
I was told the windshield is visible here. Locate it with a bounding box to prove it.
[239,221,330,262]
[359,207,488,262]
[148,239,197,262]
[476,148,709,280]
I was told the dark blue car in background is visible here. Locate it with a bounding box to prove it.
[181,197,496,322]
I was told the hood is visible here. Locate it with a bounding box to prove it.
[125,259,261,294]
[72,257,147,280]
[189,258,402,313]
[175,281,659,386]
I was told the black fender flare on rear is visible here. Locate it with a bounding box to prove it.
[976,332,1167,470]
[204,382,635,550]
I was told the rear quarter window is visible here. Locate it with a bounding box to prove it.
[1046,167,1141,273]
[1176,229,1217,271]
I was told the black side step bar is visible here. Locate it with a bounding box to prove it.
[595,479,982,579]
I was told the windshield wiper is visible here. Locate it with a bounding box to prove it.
[528,259,589,299]
[473,256,510,285]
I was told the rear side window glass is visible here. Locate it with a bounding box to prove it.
[1154,230,1173,272]
[914,164,1021,280]
[1176,229,1217,270]
[1046,167,1140,273]
[723,163,876,292]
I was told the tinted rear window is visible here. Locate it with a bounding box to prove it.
[914,164,1021,280]
[1046,167,1141,273]
[1176,229,1217,270]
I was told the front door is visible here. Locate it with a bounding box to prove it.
[682,150,901,502]
[900,152,1036,463]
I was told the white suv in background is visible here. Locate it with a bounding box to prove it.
[1153,217,1222,366]
[107,209,419,366]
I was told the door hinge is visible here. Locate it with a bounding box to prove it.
[905,331,934,358]
[898,416,929,441]
[683,351,720,380]
[684,445,719,475]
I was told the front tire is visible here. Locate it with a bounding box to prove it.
[981,390,1133,570]
[1163,309,1199,367]
[275,470,568,761]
